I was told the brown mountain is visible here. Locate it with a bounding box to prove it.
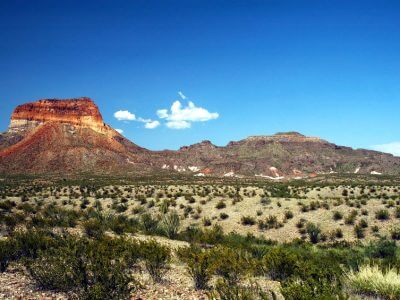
[1,98,399,178]
[0,98,152,175]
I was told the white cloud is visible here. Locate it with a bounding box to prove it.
[114,110,136,121]
[166,120,191,129]
[114,109,160,129]
[157,109,169,119]
[144,120,160,129]
[157,98,219,129]
[115,129,124,134]
[372,142,400,156]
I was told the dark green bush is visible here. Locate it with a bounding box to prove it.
[207,279,270,300]
[375,209,390,220]
[140,240,171,283]
[140,213,159,234]
[215,200,226,209]
[241,216,256,226]
[332,211,343,221]
[306,223,321,244]
[26,236,137,299]
[83,219,105,239]
[161,211,180,238]
[177,245,215,290]
[262,247,298,280]
[210,245,254,285]
[0,239,16,272]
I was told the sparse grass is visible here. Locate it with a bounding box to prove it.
[346,265,400,300]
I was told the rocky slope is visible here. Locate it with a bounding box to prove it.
[1,98,399,177]
[157,132,400,178]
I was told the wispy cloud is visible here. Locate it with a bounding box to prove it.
[144,120,160,129]
[115,128,124,134]
[371,142,400,156]
[178,91,187,100]
[156,93,219,129]
[166,120,191,129]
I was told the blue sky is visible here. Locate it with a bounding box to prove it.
[0,0,399,154]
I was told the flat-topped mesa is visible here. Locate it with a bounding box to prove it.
[245,132,325,143]
[9,97,109,134]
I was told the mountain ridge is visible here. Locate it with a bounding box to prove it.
[1,97,399,178]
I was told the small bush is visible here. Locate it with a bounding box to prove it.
[376,209,390,221]
[262,247,298,280]
[241,216,256,226]
[177,245,215,290]
[306,223,321,244]
[0,239,16,272]
[215,200,226,209]
[208,279,269,300]
[26,236,137,299]
[332,211,343,221]
[83,219,105,239]
[284,210,294,219]
[161,211,180,239]
[219,212,229,220]
[211,246,254,285]
[354,224,365,239]
[391,227,400,240]
[140,213,159,234]
[140,240,171,283]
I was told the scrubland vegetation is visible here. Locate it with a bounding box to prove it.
[1,176,400,299]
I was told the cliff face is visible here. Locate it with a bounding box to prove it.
[9,97,106,134]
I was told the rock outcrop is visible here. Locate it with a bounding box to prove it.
[9,97,107,134]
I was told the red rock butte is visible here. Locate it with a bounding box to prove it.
[9,97,108,134]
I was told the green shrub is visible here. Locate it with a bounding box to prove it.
[215,200,226,209]
[332,211,343,221]
[366,239,397,262]
[161,211,180,238]
[140,213,159,234]
[0,239,16,272]
[241,216,256,226]
[284,210,294,219]
[306,223,321,244]
[203,217,212,226]
[177,245,215,290]
[207,279,270,300]
[26,236,136,299]
[281,277,346,300]
[220,212,229,220]
[140,240,171,283]
[210,246,254,285]
[395,207,400,218]
[354,224,365,239]
[12,229,59,260]
[262,247,298,280]
[391,227,400,240]
[258,215,279,230]
[83,219,105,239]
[376,209,390,221]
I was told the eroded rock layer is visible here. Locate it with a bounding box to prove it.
[9,98,106,134]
